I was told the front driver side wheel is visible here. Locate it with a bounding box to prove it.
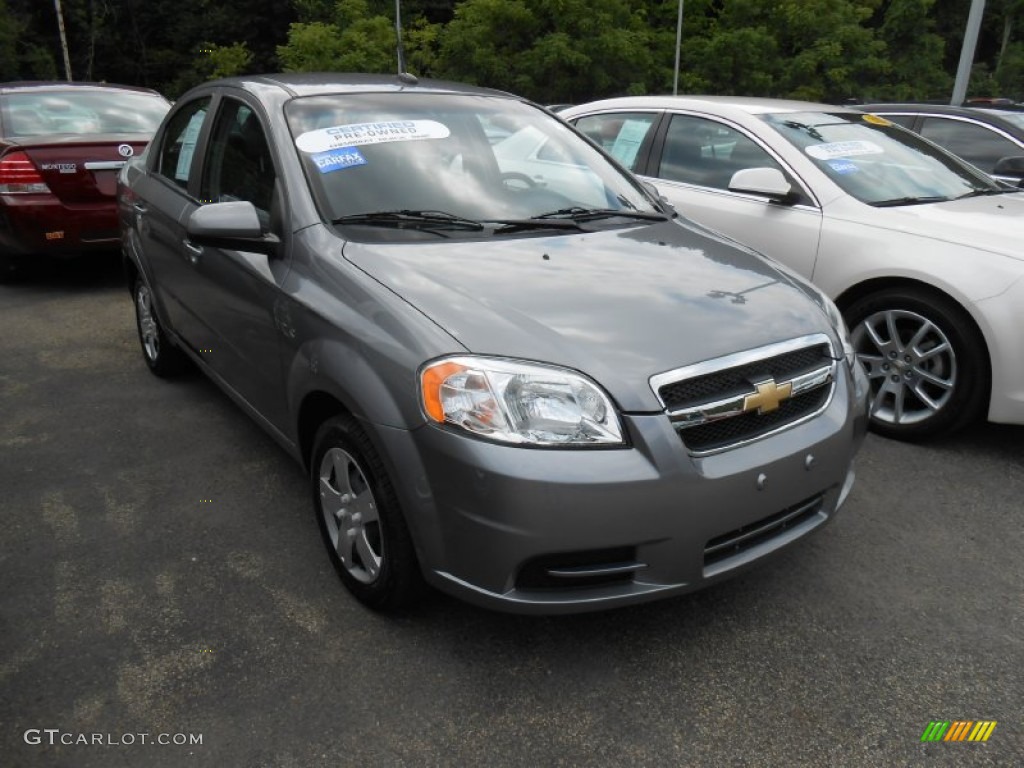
[311,415,421,610]
[846,287,988,441]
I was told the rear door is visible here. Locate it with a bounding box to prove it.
[129,96,213,340]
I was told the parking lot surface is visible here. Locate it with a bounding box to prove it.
[2,257,1021,767]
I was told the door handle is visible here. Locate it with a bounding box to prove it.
[183,240,203,264]
[132,202,148,214]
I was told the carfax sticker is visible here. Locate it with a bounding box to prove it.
[827,159,859,174]
[806,140,883,160]
[311,147,367,173]
[296,120,450,153]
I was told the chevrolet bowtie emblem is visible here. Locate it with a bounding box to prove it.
[743,378,793,414]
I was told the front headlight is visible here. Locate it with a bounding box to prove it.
[820,293,856,367]
[420,356,624,446]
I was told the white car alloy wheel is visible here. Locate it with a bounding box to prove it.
[846,287,987,440]
[853,308,956,426]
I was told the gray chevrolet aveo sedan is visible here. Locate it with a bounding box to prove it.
[119,74,868,614]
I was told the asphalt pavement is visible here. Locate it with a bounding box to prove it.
[1,256,1021,767]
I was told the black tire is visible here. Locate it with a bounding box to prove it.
[311,415,422,611]
[845,286,988,441]
[133,276,187,377]
[0,253,23,283]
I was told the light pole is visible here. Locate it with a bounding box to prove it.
[951,0,986,105]
[673,0,684,95]
[395,0,407,74]
[53,0,72,81]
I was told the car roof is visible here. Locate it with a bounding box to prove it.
[859,102,1024,117]
[0,80,163,97]
[566,94,855,117]
[195,73,517,101]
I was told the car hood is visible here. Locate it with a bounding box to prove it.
[342,219,835,411]
[853,192,1024,262]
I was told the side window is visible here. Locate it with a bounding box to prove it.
[659,114,784,191]
[919,117,1023,174]
[572,113,657,170]
[156,98,210,189]
[877,114,916,129]
[200,99,277,220]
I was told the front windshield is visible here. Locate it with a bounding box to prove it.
[285,92,659,235]
[762,111,1001,205]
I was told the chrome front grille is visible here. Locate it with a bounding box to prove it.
[650,334,837,454]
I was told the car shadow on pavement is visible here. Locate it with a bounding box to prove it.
[2,250,123,294]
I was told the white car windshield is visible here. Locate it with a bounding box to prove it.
[285,92,661,236]
[762,111,1003,206]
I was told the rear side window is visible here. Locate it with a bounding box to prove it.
[573,113,657,170]
[156,98,210,189]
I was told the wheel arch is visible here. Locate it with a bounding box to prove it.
[297,390,351,471]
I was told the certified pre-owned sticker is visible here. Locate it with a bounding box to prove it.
[806,140,884,160]
[311,147,367,173]
[295,120,450,153]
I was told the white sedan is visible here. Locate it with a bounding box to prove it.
[562,96,1024,440]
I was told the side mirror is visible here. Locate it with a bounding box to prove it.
[186,201,280,256]
[991,155,1024,186]
[641,180,678,216]
[728,167,796,203]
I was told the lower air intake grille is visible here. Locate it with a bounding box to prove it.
[704,495,824,569]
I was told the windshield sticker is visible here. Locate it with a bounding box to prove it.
[806,140,884,160]
[827,159,860,174]
[862,113,893,127]
[311,147,367,174]
[296,120,450,153]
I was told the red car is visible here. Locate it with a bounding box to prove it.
[0,81,170,279]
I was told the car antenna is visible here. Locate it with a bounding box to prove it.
[394,1,417,85]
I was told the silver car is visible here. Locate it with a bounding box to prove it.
[562,97,1024,441]
[119,75,867,614]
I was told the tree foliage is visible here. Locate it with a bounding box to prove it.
[2,0,1022,102]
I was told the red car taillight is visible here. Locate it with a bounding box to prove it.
[0,152,52,194]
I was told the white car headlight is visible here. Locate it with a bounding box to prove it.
[420,356,624,446]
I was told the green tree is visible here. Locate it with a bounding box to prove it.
[874,0,951,100]
[436,0,656,103]
[278,0,397,73]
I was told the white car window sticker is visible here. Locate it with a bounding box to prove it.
[609,119,649,167]
[806,140,883,160]
[296,120,450,153]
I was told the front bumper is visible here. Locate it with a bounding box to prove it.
[376,360,868,614]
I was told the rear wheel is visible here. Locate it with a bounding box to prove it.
[133,276,187,377]
[846,287,987,440]
[311,415,421,610]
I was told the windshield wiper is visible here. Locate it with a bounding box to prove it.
[871,195,951,208]
[332,210,485,231]
[954,187,1015,199]
[489,207,666,235]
